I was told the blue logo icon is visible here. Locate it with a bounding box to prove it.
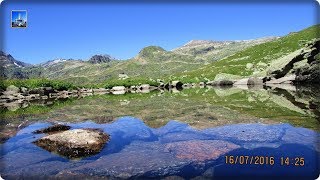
[11,10,27,28]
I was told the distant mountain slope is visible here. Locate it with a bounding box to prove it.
[171,25,319,82]
[172,37,279,62]
[39,39,273,85]
[39,59,70,68]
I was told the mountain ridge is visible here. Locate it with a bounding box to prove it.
[1,25,318,85]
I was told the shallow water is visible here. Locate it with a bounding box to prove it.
[0,85,319,178]
[0,117,319,179]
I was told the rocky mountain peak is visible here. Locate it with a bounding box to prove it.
[88,54,115,64]
[0,51,29,68]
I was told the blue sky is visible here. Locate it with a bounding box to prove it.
[1,1,318,64]
[11,10,27,22]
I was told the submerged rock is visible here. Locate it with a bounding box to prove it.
[57,141,190,179]
[33,124,71,134]
[164,140,240,162]
[33,129,110,158]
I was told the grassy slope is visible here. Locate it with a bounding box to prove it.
[40,39,276,85]
[42,46,204,85]
[170,25,320,83]
[173,38,277,62]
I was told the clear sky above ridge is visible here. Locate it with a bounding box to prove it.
[1,1,318,64]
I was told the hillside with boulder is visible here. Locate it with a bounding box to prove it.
[173,25,319,84]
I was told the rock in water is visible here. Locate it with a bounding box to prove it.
[33,129,110,158]
[164,140,240,162]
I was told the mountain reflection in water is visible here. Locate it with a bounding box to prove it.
[0,117,319,179]
[1,84,319,141]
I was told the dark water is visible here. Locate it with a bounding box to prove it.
[0,85,319,179]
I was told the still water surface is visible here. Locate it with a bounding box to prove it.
[0,85,319,179]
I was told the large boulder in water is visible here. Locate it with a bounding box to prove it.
[33,129,110,158]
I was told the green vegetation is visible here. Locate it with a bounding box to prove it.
[138,46,166,59]
[0,78,76,91]
[173,25,320,83]
[0,98,76,120]
[176,88,319,130]
[33,56,202,85]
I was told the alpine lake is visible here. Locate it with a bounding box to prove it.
[0,84,319,179]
